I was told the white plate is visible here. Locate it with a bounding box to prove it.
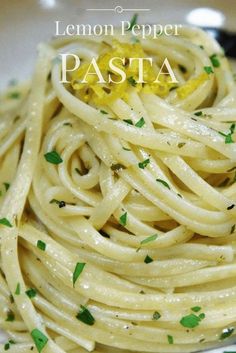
[1,1,236,352]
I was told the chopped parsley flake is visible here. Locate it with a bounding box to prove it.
[76,305,95,326]
[15,283,20,295]
[3,183,10,191]
[100,110,108,114]
[6,310,15,322]
[220,327,234,340]
[49,199,66,208]
[141,234,158,245]
[25,288,37,299]
[44,151,63,165]
[194,111,203,116]
[0,218,13,228]
[229,123,234,135]
[204,66,214,74]
[218,124,235,144]
[191,306,201,313]
[152,311,161,320]
[180,312,205,328]
[4,340,15,351]
[156,178,170,189]
[31,329,48,353]
[37,240,46,251]
[127,76,137,87]
[227,204,235,210]
[231,224,235,234]
[4,342,10,351]
[119,212,127,226]
[128,13,138,31]
[135,117,145,128]
[138,158,150,169]
[177,142,186,148]
[167,335,174,344]
[210,54,220,68]
[73,262,86,287]
[144,255,153,264]
[8,92,20,99]
[123,119,133,125]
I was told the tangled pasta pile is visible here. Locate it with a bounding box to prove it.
[0,26,236,353]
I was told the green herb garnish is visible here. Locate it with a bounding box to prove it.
[72,262,86,287]
[204,66,214,74]
[180,312,205,328]
[191,306,201,313]
[167,335,174,344]
[3,340,15,351]
[76,305,95,326]
[231,224,235,234]
[3,182,10,191]
[123,119,133,125]
[218,123,235,144]
[220,327,234,340]
[31,329,48,353]
[49,199,66,208]
[177,142,186,148]
[138,158,150,169]
[8,92,20,99]
[4,342,10,351]
[194,111,203,116]
[37,240,46,251]
[100,110,108,114]
[44,151,63,165]
[119,212,127,226]
[128,14,138,31]
[127,76,137,87]
[0,218,13,228]
[6,310,15,322]
[210,54,220,68]
[156,178,170,189]
[152,311,161,320]
[141,234,158,245]
[25,288,37,299]
[15,283,20,295]
[135,117,145,128]
[144,255,153,264]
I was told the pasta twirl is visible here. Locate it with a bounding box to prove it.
[0,26,236,353]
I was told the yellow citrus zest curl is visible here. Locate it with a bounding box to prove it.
[71,40,176,105]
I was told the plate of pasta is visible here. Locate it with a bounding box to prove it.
[1,1,236,353]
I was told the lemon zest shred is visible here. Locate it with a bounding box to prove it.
[176,72,209,99]
[71,40,176,106]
